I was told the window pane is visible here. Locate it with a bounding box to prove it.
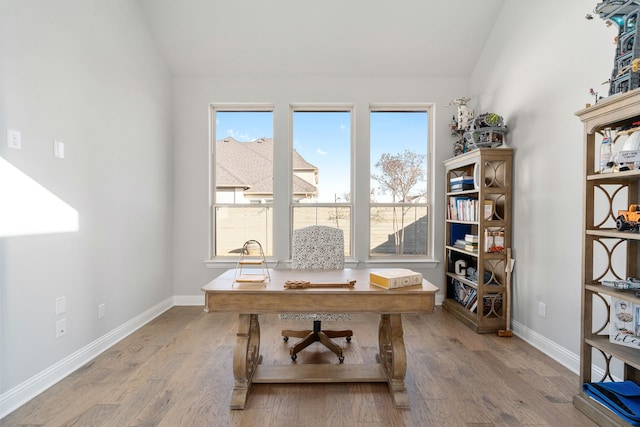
[370,110,429,256]
[292,111,351,203]
[370,205,428,255]
[215,206,273,256]
[214,110,273,256]
[292,110,352,256]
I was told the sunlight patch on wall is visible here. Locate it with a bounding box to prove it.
[0,157,79,237]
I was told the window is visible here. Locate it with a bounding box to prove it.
[370,108,430,257]
[291,108,353,256]
[209,104,433,263]
[211,107,274,257]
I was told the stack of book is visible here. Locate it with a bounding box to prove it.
[452,279,478,311]
[450,175,475,192]
[464,234,478,252]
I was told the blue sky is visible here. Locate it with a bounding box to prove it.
[216,110,428,202]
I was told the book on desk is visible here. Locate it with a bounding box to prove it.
[369,269,423,289]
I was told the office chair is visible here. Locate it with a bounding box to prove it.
[281,225,353,363]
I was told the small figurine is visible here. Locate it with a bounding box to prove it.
[447,97,474,156]
[446,97,474,130]
[589,88,603,104]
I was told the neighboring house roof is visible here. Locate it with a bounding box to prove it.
[215,137,317,197]
[293,149,316,170]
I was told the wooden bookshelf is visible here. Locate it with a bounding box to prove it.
[574,87,640,426]
[442,148,513,333]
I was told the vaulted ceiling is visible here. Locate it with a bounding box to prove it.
[139,0,506,78]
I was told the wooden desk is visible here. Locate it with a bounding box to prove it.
[201,268,439,410]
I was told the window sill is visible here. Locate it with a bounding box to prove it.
[204,258,440,270]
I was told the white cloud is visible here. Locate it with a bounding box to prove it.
[226,129,250,141]
[317,148,328,155]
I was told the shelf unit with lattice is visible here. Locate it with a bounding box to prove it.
[573,88,640,426]
[442,148,513,333]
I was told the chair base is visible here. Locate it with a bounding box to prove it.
[282,320,352,363]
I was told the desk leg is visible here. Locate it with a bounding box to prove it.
[377,313,409,409]
[231,313,261,410]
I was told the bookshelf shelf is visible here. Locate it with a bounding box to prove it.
[575,88,640,426]
[442,148,513,333]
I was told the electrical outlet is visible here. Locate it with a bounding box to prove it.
[98,303,105,319]
[7,129,21,149]
[538,301,547,318]
[56,318,66,338]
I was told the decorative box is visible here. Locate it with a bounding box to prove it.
[610,298,640,349]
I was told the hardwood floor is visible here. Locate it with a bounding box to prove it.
[1,306,597,427]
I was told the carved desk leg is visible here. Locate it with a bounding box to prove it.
[230,313,261,409]
[377,313,409,409]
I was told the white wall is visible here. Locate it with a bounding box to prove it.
[171,75,468,293]
[469,0,616,358]
[0,0,173,404]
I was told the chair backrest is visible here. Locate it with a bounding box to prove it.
[291,225,344,270]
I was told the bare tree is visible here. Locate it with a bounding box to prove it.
[372,149,426,254]
[328,192,350,228]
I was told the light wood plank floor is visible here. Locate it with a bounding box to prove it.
[1,306,597,427]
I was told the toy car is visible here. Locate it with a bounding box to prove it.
[616,204,640,231]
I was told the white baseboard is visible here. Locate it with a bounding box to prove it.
[173,294,205,306]
[511,319,581,375]
[0,297,173,419]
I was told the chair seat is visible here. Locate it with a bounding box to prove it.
[278,313,352,321]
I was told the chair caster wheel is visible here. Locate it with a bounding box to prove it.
[338,356,345,363]
[291,354,297,361]
[346,336,351,343]
[283,336,289,342]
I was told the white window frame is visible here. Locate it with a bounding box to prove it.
[368,104,434,261]
[289,104,355,259]
[208,104,275,260]
[205,102,436,267]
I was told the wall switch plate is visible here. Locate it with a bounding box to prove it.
[98,303,105,319]
[55,296,66,315]
[538,301,547,318]
[53,140,64,158]
[7,129,21,149]
[56,318,66,338]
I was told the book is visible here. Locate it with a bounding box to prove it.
[464,289,477,309]
[370,269,423,289]
[464,234,478,243]
[464,234,478,252]
[450,182,475,191]
[449,175,472,183]
[450,175,475,192]
[484,200,494,220]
